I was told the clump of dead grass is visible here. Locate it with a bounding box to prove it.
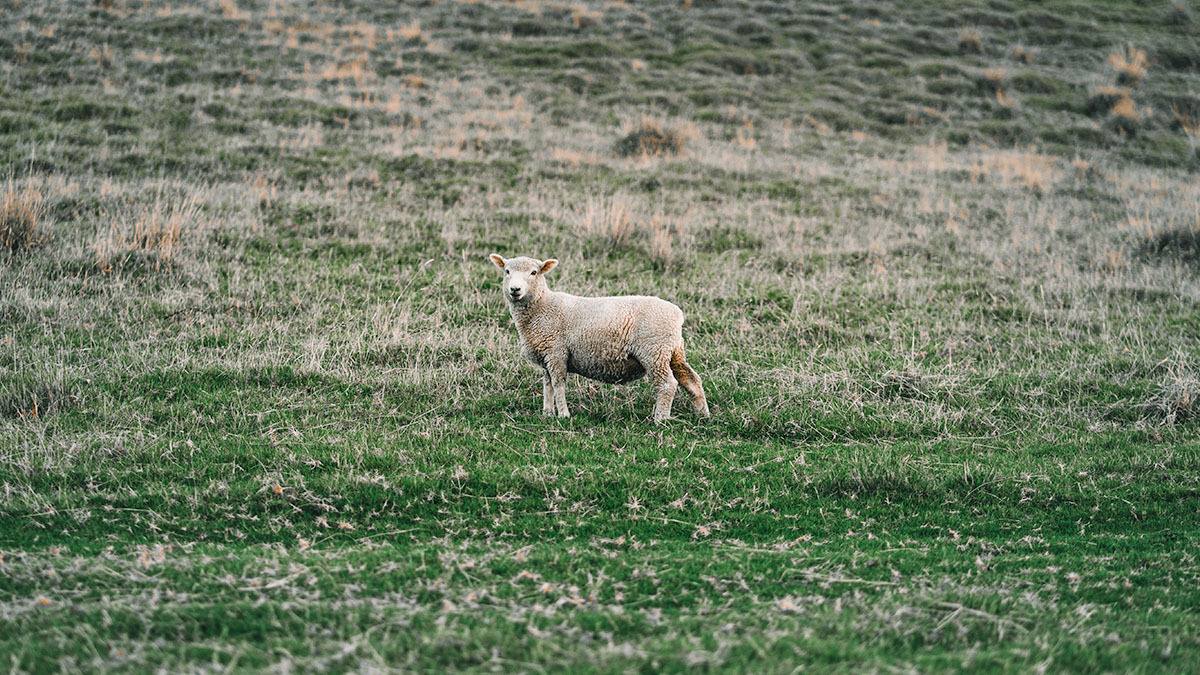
[1071,156,1105,183]
[1013,44,1034,64]
[1108,45,1150,87]
[958,27,983,55]
[613,119,690,158]
[95,194,202,274]
[1145,358,1199,424]
[571,3,601,29]
[1,180,48,256]
[1087,85,1130,115]
[1108,94,1143,136]
[1167,0,1193,25]
[578,194,636,245]
[1171,98,1200,153]
[1140,222,1200,264]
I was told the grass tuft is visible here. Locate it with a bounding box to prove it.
[1145,359,1199,424]
[613,120,689,158]
[1108,45,1150,87]
[958,26,983,54]
[1167,0,1193,24]
[1,181,47,256]
[0,378,72,421]
[94,193,202,275]
[1087,84,1130,115]
[1108,94,1143,136]
[1141,221,1200,264]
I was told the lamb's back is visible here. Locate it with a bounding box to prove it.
[556,292,683,353]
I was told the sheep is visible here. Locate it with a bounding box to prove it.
[489,254,710,423]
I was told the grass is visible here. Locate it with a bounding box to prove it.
[2,0,1200,671]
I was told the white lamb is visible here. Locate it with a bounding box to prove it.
[489,254,710,423]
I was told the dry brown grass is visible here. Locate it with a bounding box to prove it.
[1173,102,1200,152]
[578,194,636,244]
[1146,357,1199,424]
[1087,84,1131,115]
[613,119,691,158]
[647,213,673,267]
[1109,94,1142,135]
[1167,0,1193,24]
[1108,45,1149,87]
[981,67,1007,93]
[1,181,47,255]
[1013,44,1034,64]
[571,3,601,29]
[401,74,429,90]
[958,27,983,55]
[94,194,202,273]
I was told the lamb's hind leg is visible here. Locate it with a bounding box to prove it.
[671,347,710,418]
[648,352,678,424]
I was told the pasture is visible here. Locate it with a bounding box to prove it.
[2,0,1199,670]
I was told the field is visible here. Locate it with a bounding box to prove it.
[2,0,1200,670]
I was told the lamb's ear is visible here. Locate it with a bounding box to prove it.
[489,253,506,270]
[540,259,558,274]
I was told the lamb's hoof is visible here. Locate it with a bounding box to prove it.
[543,409,556,417]
[557,410,570,419]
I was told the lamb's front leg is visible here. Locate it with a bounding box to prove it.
[547,358,570,418]
[542,370,555,417]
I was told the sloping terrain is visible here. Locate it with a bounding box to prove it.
[1,0,1199,670]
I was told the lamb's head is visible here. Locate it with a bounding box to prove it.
[489,254,558,304]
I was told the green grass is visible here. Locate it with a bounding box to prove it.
[2,0,1200,670]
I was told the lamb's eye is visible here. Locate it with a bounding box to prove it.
[530,271,536,276]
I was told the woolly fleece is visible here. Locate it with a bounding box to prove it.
[490,254,710,422]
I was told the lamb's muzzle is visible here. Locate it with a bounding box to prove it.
[489,253,710,423]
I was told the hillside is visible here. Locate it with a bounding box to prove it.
[2,0,1199,671]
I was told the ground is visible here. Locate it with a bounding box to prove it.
[1,0,1199,671]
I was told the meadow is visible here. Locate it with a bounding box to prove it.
[2,0,1199,670]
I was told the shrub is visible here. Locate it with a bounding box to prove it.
[1,181,47,256]
[614,120,688,158]
[1108,45,1149,87]
[958,27,983,54]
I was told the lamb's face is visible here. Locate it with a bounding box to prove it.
[489,254,558,304]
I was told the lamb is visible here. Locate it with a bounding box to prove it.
[489,254,710,423]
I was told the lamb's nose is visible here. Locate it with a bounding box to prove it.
[509,288,520,296]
